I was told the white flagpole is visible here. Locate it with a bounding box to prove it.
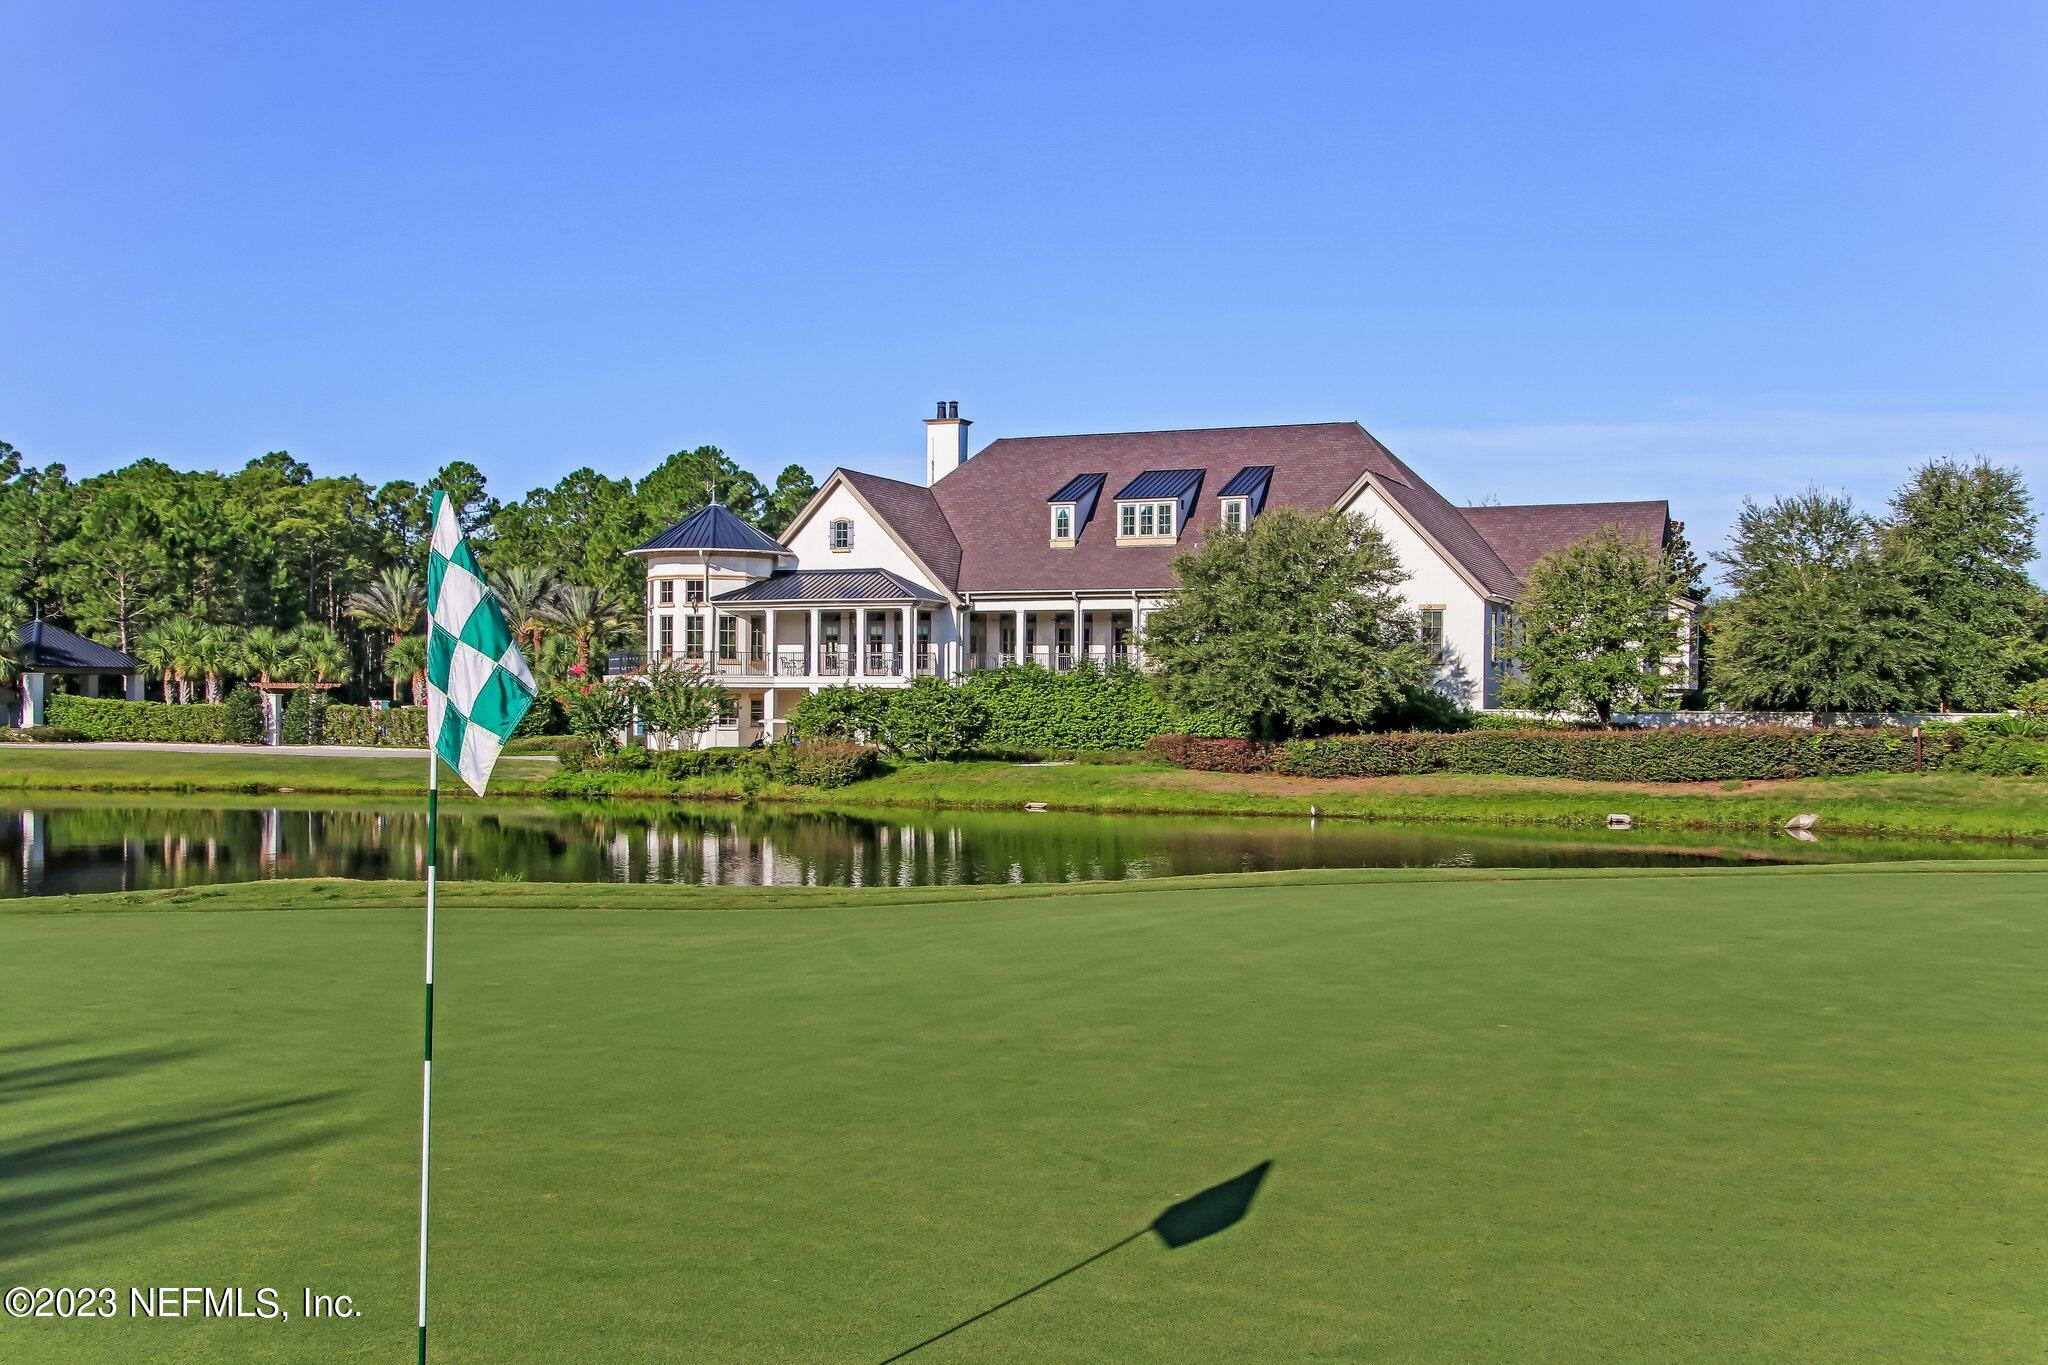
[418,750,438,1364]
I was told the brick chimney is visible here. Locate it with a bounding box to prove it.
[924,400,971,486]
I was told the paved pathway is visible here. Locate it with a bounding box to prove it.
[27,742,553,760]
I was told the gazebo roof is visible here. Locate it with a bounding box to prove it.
[630,503,790,557]
[17,620,140,672]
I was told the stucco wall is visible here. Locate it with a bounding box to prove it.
[1340,481,1496,709]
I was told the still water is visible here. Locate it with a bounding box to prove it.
[0,799,2030,899]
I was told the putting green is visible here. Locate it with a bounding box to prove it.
[3,865,2044,1361]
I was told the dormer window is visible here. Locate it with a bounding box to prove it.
[830,518,853,552]
[1112,468,1203,544]
[1216,465,1273,531]
[1044,473,1105,547]
[1117,501,1178,538]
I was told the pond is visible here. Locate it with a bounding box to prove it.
[0,798,2034,898]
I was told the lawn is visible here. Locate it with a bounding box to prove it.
[9,745,2048,840]
[0,746,550,799]
[4,864,2045,1361]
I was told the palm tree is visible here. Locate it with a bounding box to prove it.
[134,625,181,702]
[139,619,207,703]
[190,626,240,704]
[486,565,562,653]
[289,624,350,685]
[386,634,428,705]
[541,583,636,675]
[346,566,423,698]
[239,626,298,686]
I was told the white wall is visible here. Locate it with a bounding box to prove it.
[783,482,946,593]
[1340,481,1497,709]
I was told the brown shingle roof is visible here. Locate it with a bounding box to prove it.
[839,469,963,590]
[925,421,1521,597]
[1457,500,1671,580]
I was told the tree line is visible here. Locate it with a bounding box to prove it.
[1141,457,2044,738]
[0,438,816,702]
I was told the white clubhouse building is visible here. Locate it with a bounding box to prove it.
[629,405,1694,745]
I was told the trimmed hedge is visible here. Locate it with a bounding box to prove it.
[46,695,228,743]
[1144,735,1277,773]
[325,704,428,748]
[0,726,88,743]
[551,739,879,791]
[961,665,1241,750]
[1272,727,1954,783]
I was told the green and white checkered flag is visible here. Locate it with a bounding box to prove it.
[425,490,535,795]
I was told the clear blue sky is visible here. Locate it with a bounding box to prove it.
[4,2,2044,568]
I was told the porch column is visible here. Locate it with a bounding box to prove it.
[856,607,869,676]
[1014,608,1027,665]
[808,608,822,675]
[23,672,46,728]
[902,604,914,677]
[1073,603,1084,669]
[124,673,144,701]
[766,608,780,675]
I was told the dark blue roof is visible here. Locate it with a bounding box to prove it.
[19,620,140,671]
[1218,465,1274,497]
[712,569,945,604]
[632,503,789,556]
[1113,468,1204,500]
[1046,472,1107,503]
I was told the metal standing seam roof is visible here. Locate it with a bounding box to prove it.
[18,620,141,671]
[1046,472,1107,503]
[711,568,946,605]
[1217,465,1275,516]
[631,503,790,556]
[1113,468,1206,501]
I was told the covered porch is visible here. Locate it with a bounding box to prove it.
[673,569,957,683]
[956,598,1156,674]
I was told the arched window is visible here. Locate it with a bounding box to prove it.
[830,518,853,551]
[1052,506,1073,540]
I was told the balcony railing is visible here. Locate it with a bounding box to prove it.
[961,644,1139,674]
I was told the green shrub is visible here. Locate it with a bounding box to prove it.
[223,686,265,743]
[770,739,878,788]
[554,736,594,773]
[787,686,890,743]
[2004,680,2048,715]
[280,688,329,745]
[46,695,228,743]
[324,703,426,747]
[882,677,988,759]
[1271,727,1947,783]
[961,664,1240,749]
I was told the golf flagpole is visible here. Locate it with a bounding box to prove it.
[415,486,536,1363]
[418,737,438,1362]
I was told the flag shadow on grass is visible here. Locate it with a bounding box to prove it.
[879,1160,1271,1363]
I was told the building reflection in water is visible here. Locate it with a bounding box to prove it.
[0,798,1937,900]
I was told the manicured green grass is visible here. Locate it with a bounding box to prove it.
[7,744,2048,838]
[0,746,549,799]
[5,865,2046,1361]
[556,756,2048,839]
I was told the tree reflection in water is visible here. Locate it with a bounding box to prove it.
[0,800,2012,898]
